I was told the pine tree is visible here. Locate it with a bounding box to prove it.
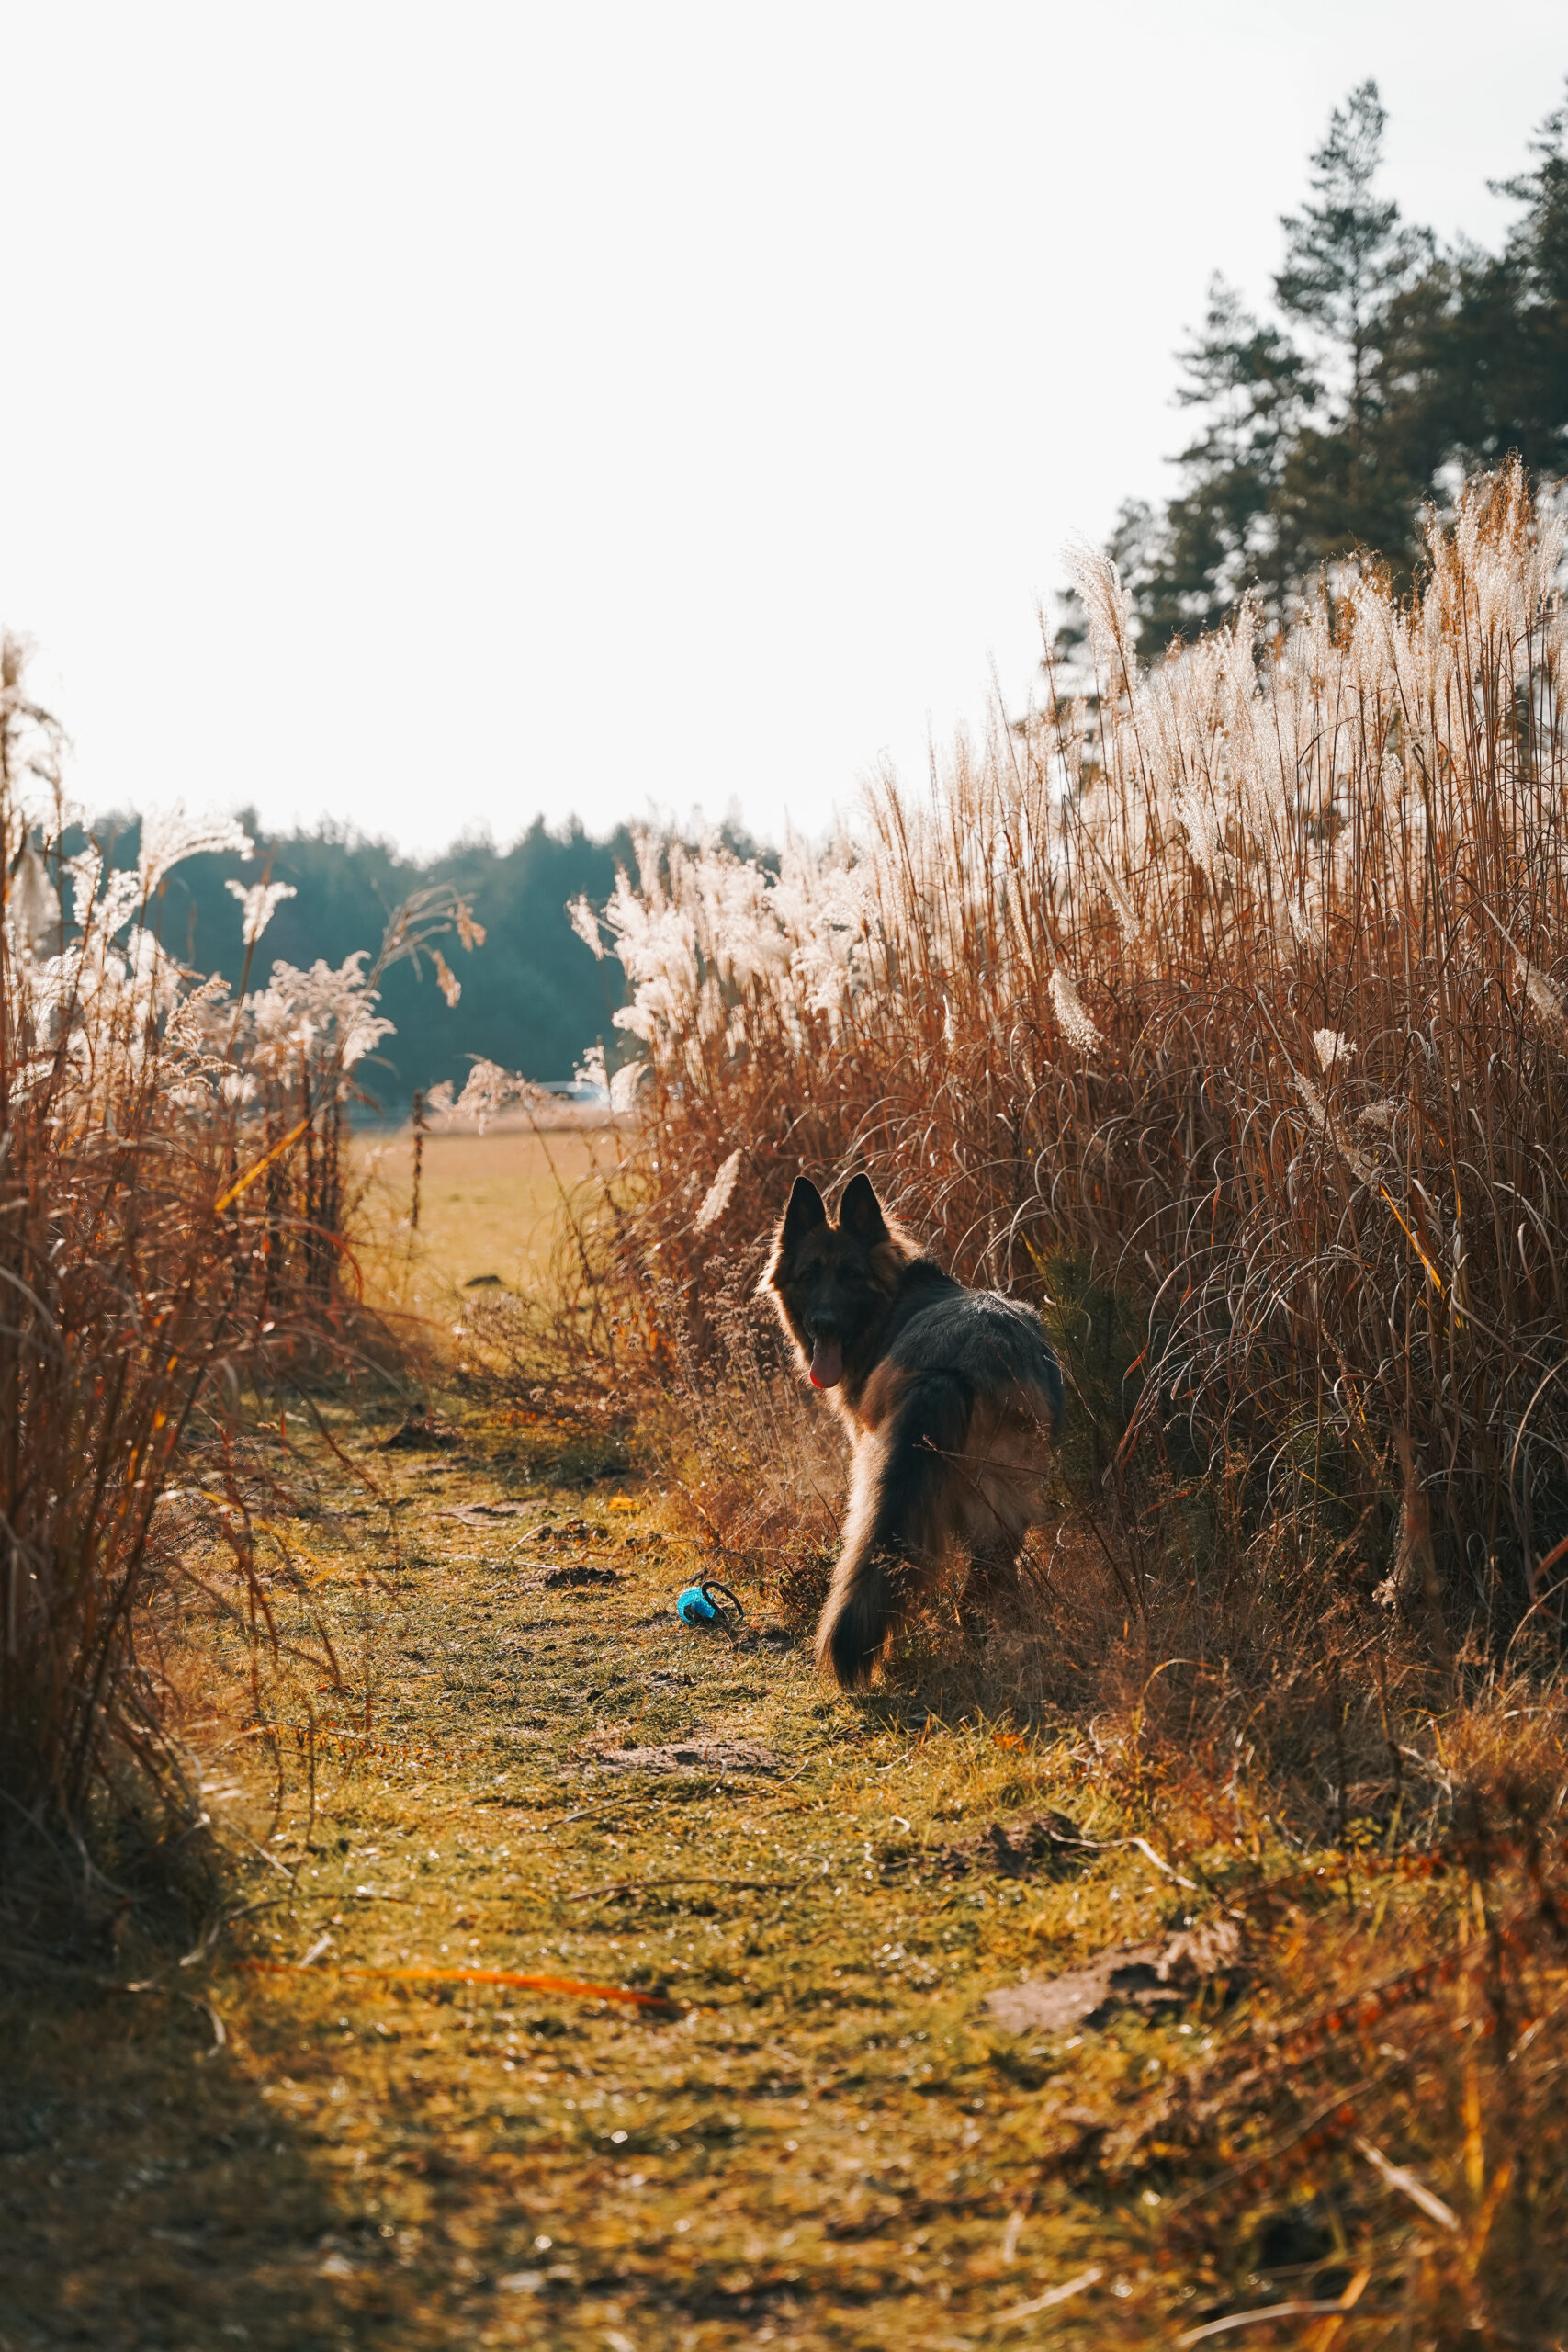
[1115,278,1317,650]
[1434,86,1568,470]
[1110,80,1568,646]
[1269,81,1438,582]
[1274,82,1432,451]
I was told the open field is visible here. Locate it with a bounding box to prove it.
[349,1122,626,1337]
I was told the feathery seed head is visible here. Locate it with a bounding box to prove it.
[1049,966,1102,1057]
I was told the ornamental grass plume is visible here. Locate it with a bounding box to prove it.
[694,1147,744,1232]
[0,639,479,1913]
[226,875,297,944]
[581,463,1568,1635]
[1047,965,1102,1057]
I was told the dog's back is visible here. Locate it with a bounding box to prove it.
[763,1172,1064,1687]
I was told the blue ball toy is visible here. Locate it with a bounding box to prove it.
[674,1578,744,1628]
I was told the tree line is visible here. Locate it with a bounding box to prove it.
[91,812,634,1112]
[97,810,765,1113]
[1097,77,1568,652]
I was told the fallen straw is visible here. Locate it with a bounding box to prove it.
[235,1960,676,2010]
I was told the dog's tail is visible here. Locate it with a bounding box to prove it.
[816,1369,975,1689]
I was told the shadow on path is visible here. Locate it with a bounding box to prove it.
[1,1976,384,2352]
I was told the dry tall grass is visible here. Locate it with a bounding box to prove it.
[0,639,473,1923]
[543,481,1568,2341]
[580,465,1568,1654]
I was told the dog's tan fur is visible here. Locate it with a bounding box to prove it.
[762,1172,1065,1687]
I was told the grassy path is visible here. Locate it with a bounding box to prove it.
[5,1406,1562,2347]
[2,1418,1188,2350]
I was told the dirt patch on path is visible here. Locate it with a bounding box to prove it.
[589,1736,784,1775]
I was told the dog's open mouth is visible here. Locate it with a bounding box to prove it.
[809,1336,843,1389]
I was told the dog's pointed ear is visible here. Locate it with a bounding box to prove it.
[838,1171,889,1248]
[779,1175,828,1252]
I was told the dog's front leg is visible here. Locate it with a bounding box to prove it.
[958,1535,1025,1627]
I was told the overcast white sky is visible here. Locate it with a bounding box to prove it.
[1,3,1562,855]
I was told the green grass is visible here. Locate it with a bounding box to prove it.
[4,1398,1564,2350]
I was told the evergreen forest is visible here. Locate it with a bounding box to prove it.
[96,813,635,1112]
[1099,76,1568,650]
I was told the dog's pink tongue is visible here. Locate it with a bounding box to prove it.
[809,1336,843,1390]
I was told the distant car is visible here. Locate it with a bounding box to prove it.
[537,1079,610,1105]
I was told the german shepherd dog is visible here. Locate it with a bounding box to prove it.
[764,1172,1065,1687]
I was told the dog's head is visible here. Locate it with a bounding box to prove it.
[763,1172,906,1391]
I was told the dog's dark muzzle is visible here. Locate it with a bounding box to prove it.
[806,1323,845,1391]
